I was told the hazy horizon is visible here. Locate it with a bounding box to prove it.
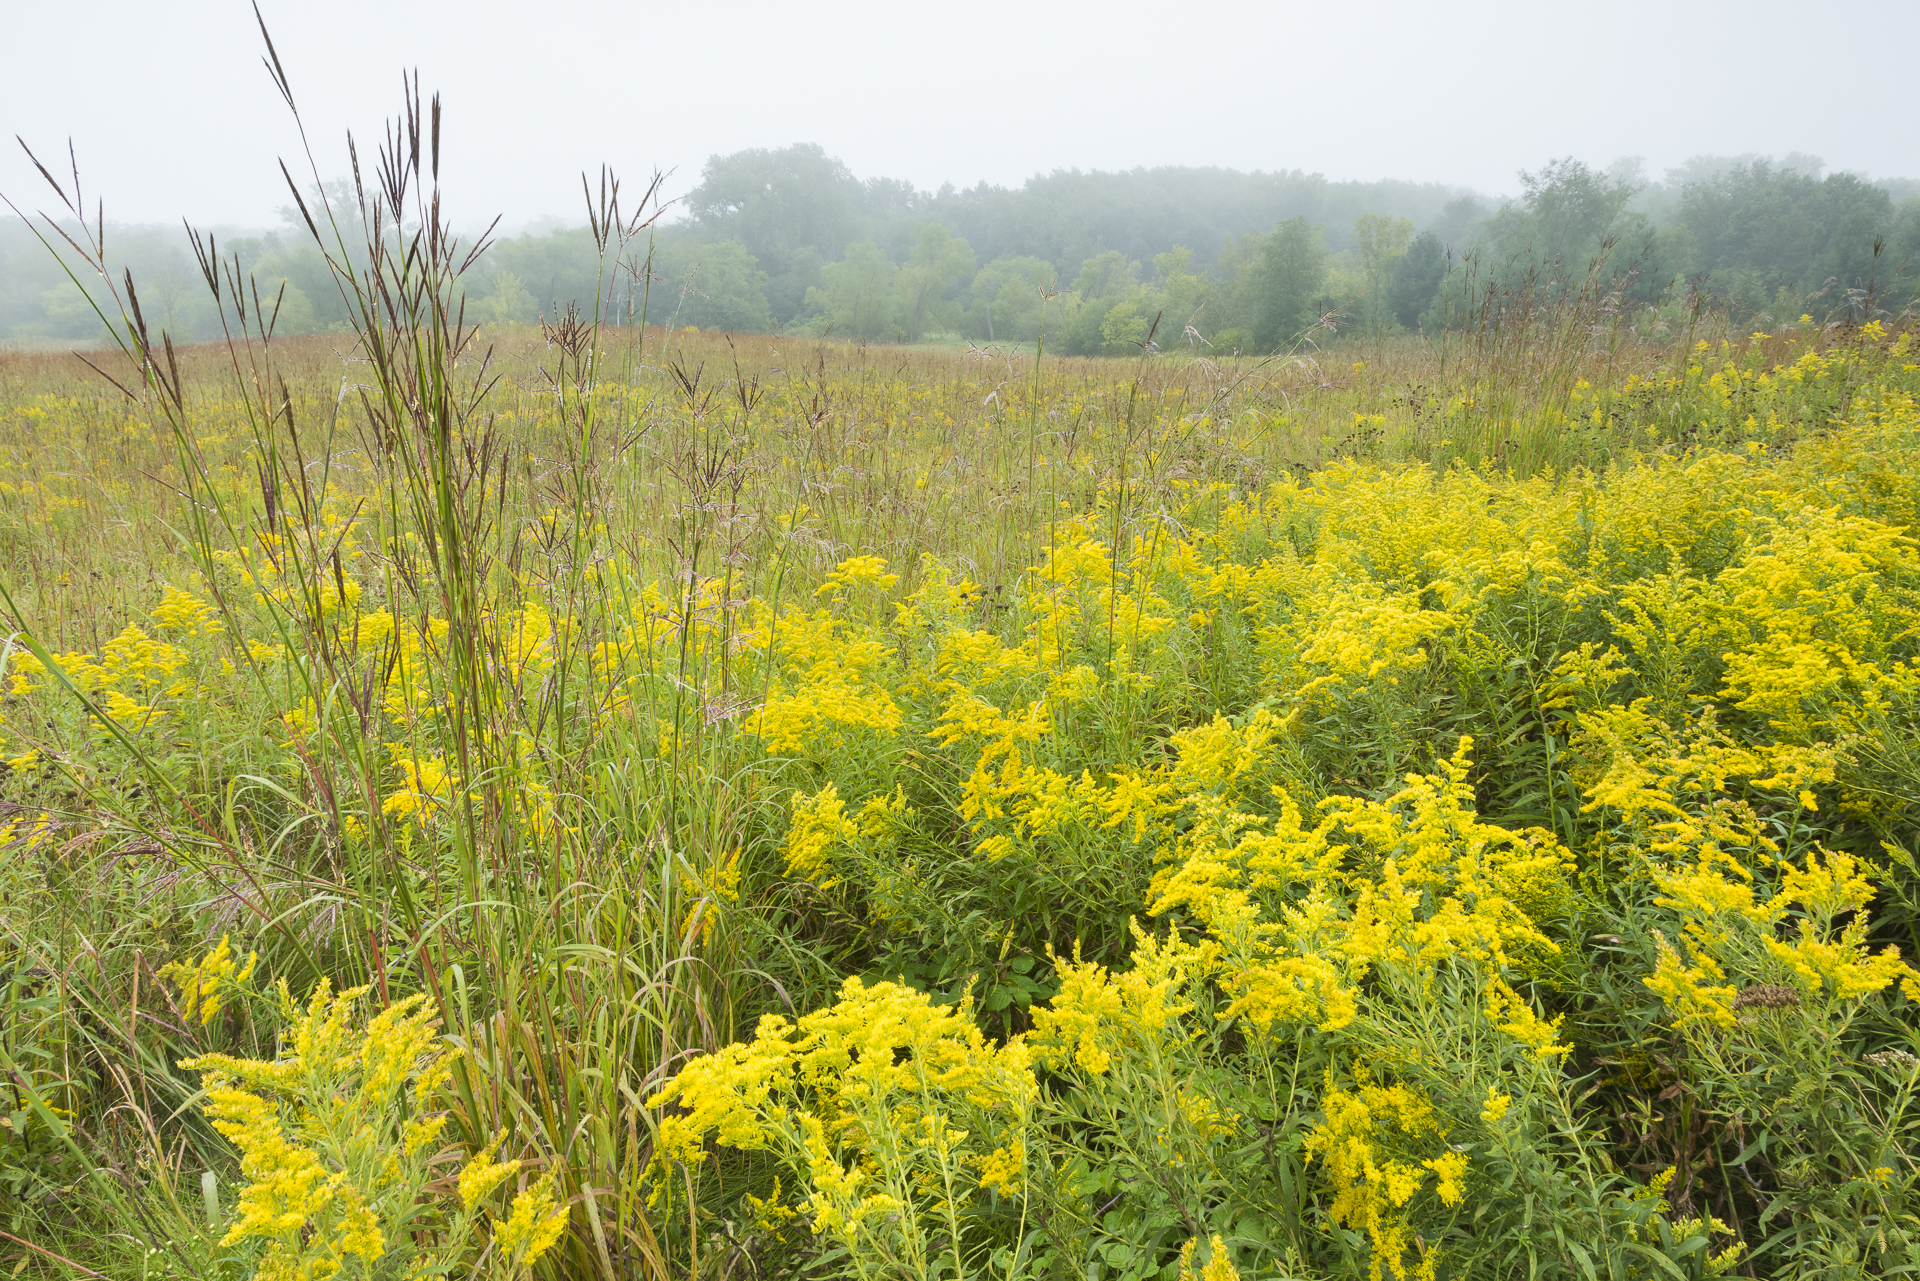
[4,0,1917,234]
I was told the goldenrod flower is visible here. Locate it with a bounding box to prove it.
[494,1174,569,1268]
[458,1142,522,1210]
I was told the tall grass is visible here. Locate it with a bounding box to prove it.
[0,41,753,1281]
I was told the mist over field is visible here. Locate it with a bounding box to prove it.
[4,145,1918,352]
[4,0,1919,353]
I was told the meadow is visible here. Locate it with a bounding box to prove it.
[4,117,1920,1281]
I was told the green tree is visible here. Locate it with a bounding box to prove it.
[1520,157,1636,262]
[807,241,898,340]
[1071,250,1138,302]
[257,276,318,335]
[1678,161,1898,316]
[1054,251,1144,354]
[964,256,1056,342]
[655,240,775,333]
[895,224,975,341]
[479,227,609,324]
[1205,230,1268,348]
[1251,217,1328,352]
[1098,298,1149,354]
[1428,196,1488,250]
[1387,231,1446,329]
[1470,158,1680,305]
[1483,158,1638,274]
[1890,200,1920,309]
[1151,246,1212,347]
[1353,213,1414,328]
[483,270,538,327]
[29,283,105,340]
[684,145,861,285]
[765,246,824,327]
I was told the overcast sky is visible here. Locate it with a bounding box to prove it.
[3,0,1916,235]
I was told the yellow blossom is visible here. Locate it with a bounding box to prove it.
[493,1174,570,1267]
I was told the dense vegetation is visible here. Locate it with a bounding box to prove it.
[8,63,1920,1281]
[6,145,1918,353]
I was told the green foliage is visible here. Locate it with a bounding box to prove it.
[9,145,1917,347]
[1491,157,1640,267]
[482,270,537,327]
[896,224,975,340]
[682,143,862,325]
[1388,230,1446,328]
[1099,298,1151,354]
[964,255,1057,342]
[654,238,775,334]
[1073,250,1140,303]
[479,225,623,325]
[1251,217,1328,352]
[1354,212,1414,330]
[807,240,899,339]
[1678,160,1906,316]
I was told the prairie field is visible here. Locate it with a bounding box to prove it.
[3,212,1920,1281]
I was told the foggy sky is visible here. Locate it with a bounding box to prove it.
[3,0,1915,234]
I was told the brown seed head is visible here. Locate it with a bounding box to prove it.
[1733,984,1801,1010]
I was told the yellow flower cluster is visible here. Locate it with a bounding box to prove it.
[1306,1069,1466,1281]
[646,975,1035,1252]
[159,933,258,1025]
[173,964,567,1280]
[1150,736,1573,1060]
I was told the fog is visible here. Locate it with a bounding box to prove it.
[2,0,1916,230]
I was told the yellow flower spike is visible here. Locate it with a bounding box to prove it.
[329,1185,385,1263]
[160,935,258,1025]
[1486,979,1570,1060]
[744,1177,798,1236]
[149,585,225,636]
[1424,1150,1470,1205]
[1765,917,1910,1001]
[1306,1070,1448,1280]
[816,554,900,597]
[1644,933,1737,1031]
[187,1079,339,1245]
[1178,1236,1241,1281]
[413,1047,461,1104]
[382,756,456,823]
[975,1140,1025,1196]
[1778,846,1876,921]
[780,783,852,882]
[457,1141,523,1209]
[402,1114,449,1156]
[359,993,440,1110]
[1030,931,1201,1074]
[494,1174,570,1268]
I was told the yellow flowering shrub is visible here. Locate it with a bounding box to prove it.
[160,934,258,1026]
[172,961,569,1281]
[646,976,1036,1278]
[8,300,1920,1281]
[1305,1069,1463,1281]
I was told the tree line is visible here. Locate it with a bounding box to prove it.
[4,147,1917,350]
